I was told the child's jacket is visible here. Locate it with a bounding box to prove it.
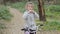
[23,10,39,30]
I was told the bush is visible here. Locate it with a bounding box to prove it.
[0,6,13,20]
[45,5,60,18]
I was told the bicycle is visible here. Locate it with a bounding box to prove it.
[21,27,37,34]
[21,24,44,34]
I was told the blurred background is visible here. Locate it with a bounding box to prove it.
[0,0,60,34]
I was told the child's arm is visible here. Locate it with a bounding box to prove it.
[34,12,39,19]
[23,12,28,20]
[28,10,39,19]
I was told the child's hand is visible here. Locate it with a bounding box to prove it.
[29,10,35,14]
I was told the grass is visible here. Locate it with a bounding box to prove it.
[0,5,13,21]
[5,2,60,31]
[38,21,60,30]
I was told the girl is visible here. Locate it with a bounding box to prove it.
[22,2,39,34]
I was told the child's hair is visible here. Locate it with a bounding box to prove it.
[26,2,34,6]
[25,2,34,9]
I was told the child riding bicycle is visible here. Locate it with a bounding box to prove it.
[22,2,39,34]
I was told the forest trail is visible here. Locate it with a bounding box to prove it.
[6,7,25,34]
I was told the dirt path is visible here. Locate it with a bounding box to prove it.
[7,7,25,34]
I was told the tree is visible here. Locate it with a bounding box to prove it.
[38,0,46,22]
[3,0,6,5]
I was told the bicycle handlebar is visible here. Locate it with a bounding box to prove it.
[21,28,36,31]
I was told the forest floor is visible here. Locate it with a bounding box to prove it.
[7,7,24,34]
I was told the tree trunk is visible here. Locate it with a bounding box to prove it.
[38,0,46,22]
[17,0,22,2]
[28,0,31,1]
[3,0,6,5]
[11,0,17,3]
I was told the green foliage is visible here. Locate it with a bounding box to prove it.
[40,5,60,31]
[9,2,38,13]
[0,6,13,20]
[36,20,60,31]
[45,5,60,19]
[0,23,6,29]
[10,2,26,13]
[47,5,60,12]
[43,21,60,31]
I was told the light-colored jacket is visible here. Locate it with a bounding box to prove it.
[23,10,39,30]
